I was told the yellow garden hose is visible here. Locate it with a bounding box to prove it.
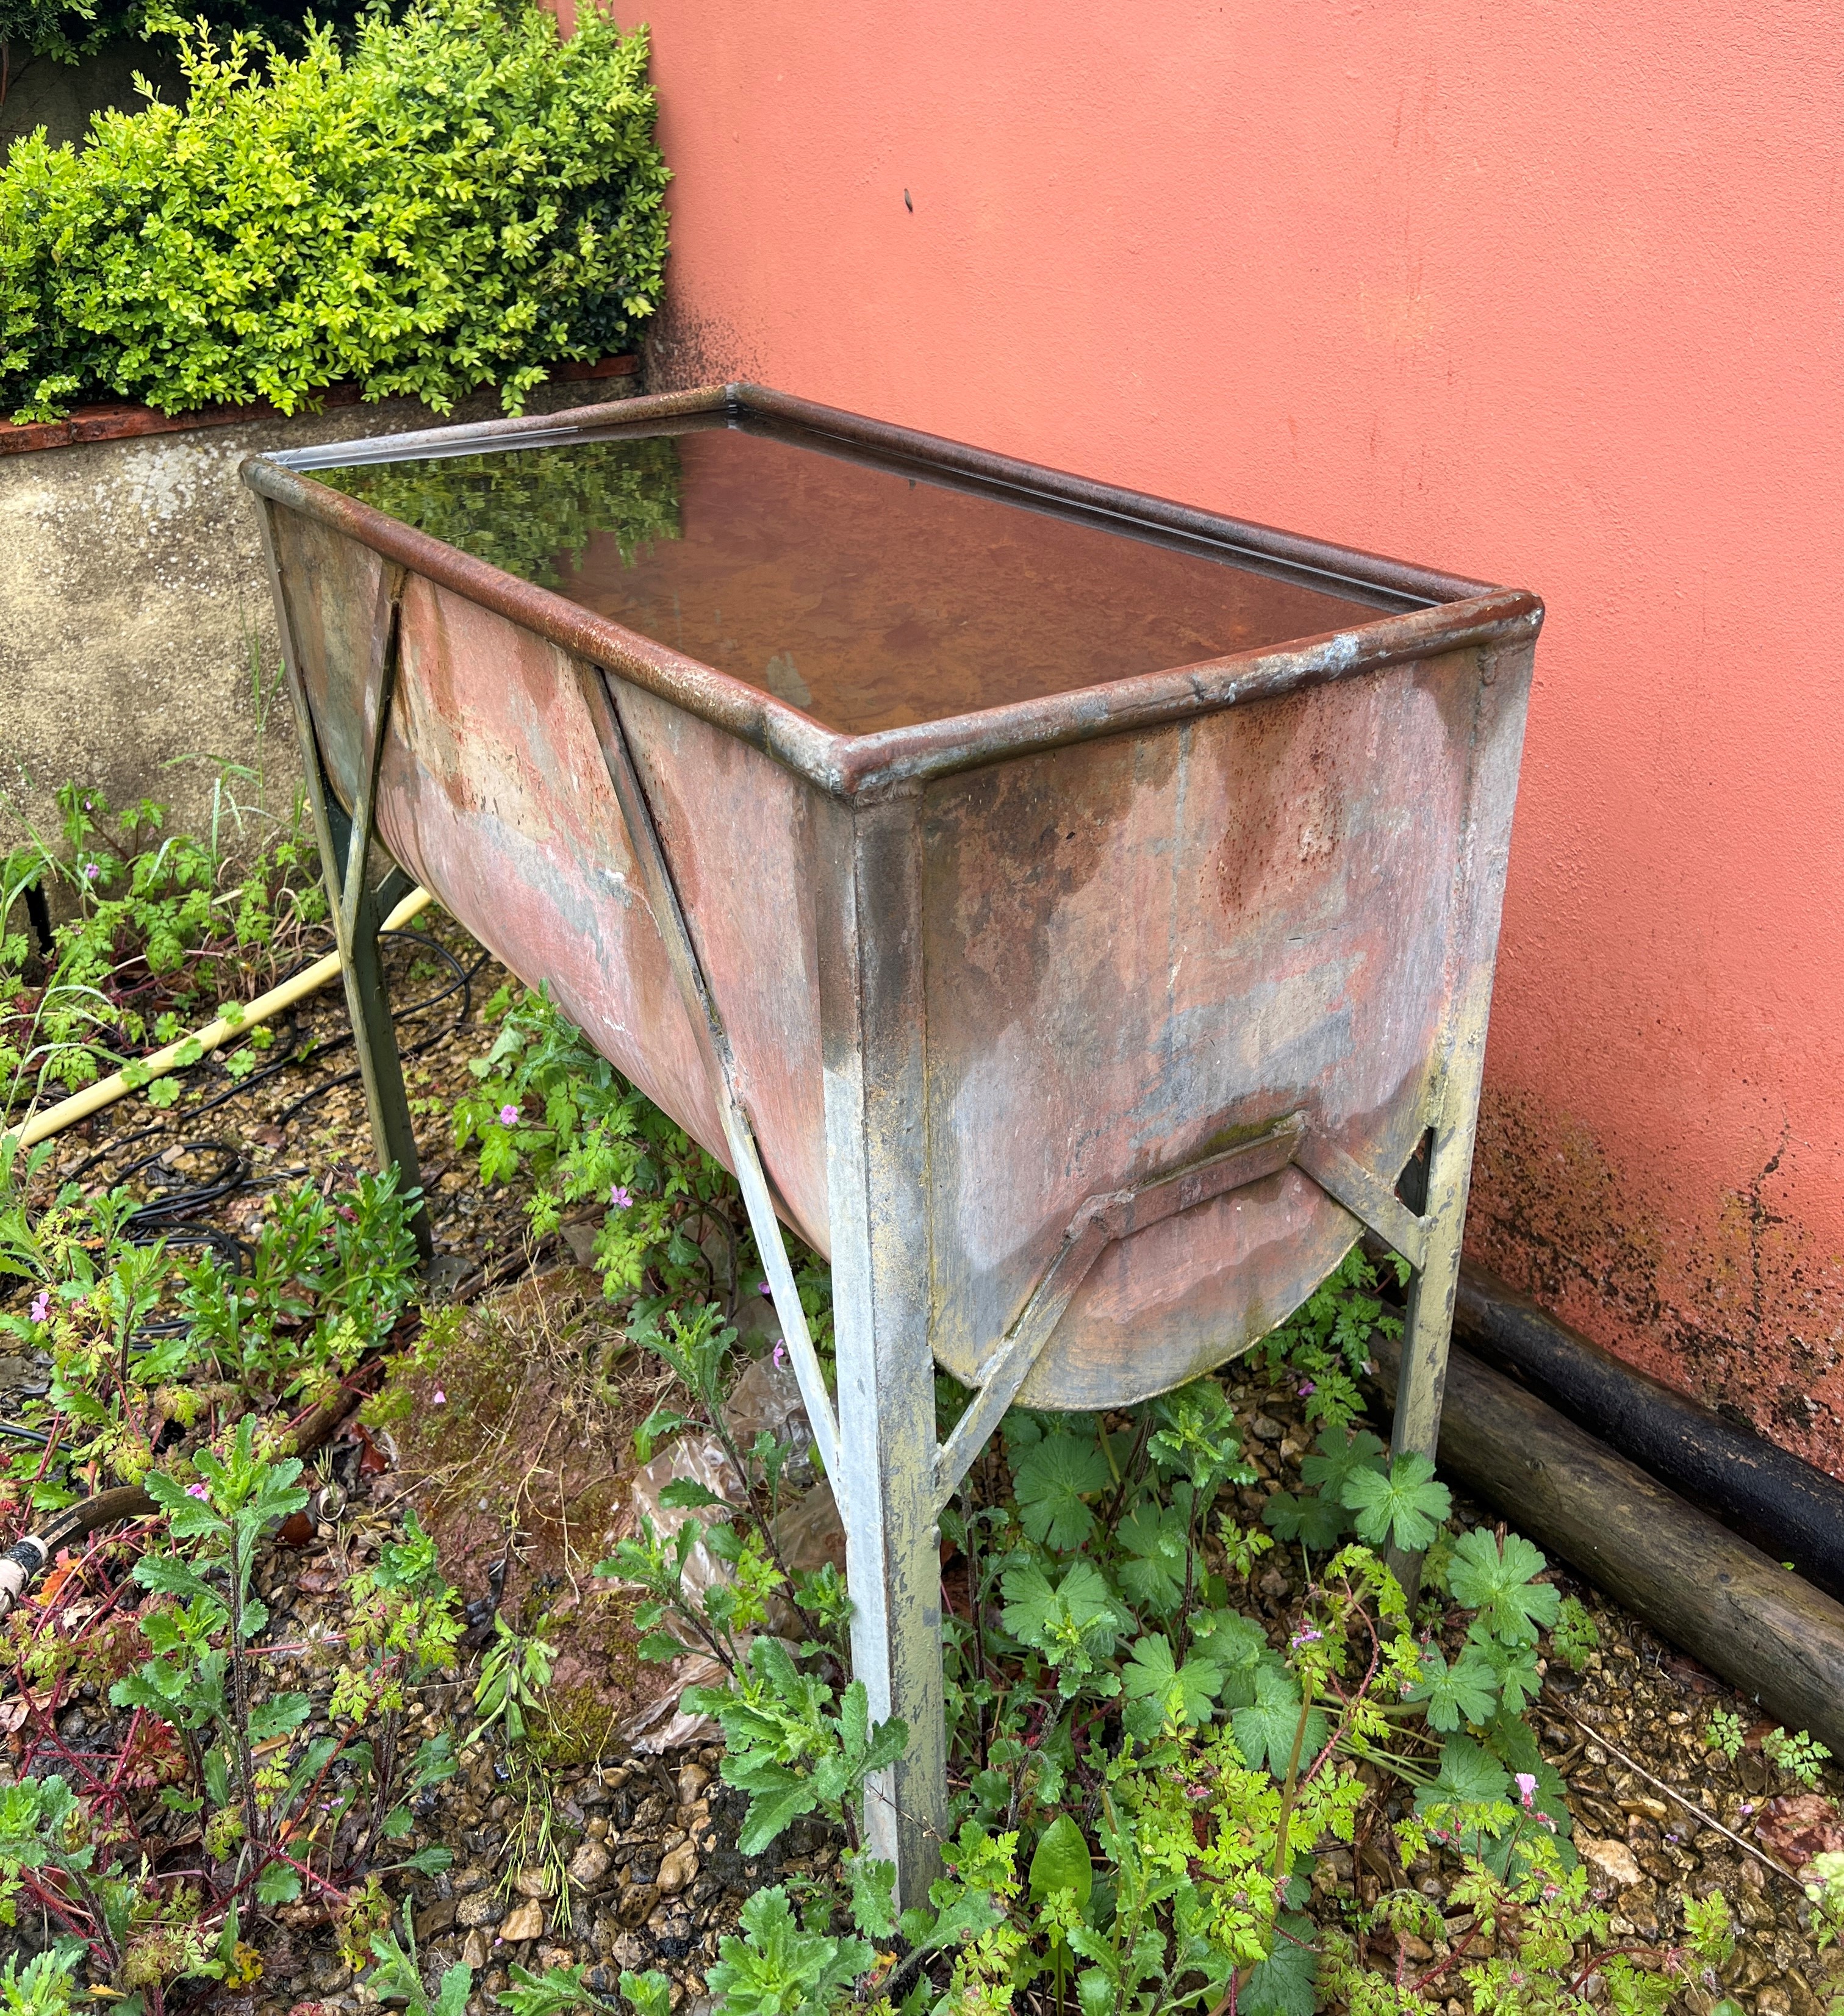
[3,886,433,1153]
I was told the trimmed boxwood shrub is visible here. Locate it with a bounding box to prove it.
[0,0,669,422]
[2,0,392,77]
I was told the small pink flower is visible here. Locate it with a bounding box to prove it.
[432,1389,447,1405]
[83,863,99,881]
[187,1483,209,1501]
[1290,1627,1323,1647]
[772,1342,787,1369]
[498,1103,520,1126]
[29,1291,51,1325]
[1297,1379,1316,1397]
[1515,1771,1538,1808]
[608,1184,632,1210]
[759,1281,772,1297]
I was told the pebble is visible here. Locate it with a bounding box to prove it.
[569,1840,614,1891]
[618,1882,661,1928]
[456,1893,506,1930]
[656,1844,699,1896]
[1576,1834,1643,1889]
[1734,1881,1777,1929]
[1248,1414,1283,1442]
[512,1866,553,1899]
[500,1899,545,1943]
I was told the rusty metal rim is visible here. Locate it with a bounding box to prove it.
[728,383,1501,609]
[242,382,1545,804]
[265,381,730,473]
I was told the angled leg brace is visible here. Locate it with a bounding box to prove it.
[581,655,1468,1894]
[257,519,429,1263]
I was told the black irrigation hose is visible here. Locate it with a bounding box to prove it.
[61,928,480,1173]
[0,1380,371,1625]
[270,929,486,1133]
[0,1483,160,1621]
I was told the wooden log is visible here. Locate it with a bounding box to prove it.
[1454,1259,1844,1604]
[1371,1332,1844,1756]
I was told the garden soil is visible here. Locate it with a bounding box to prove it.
[7,908,1840,2016]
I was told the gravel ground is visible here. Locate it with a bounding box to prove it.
[8,908,1842,2015]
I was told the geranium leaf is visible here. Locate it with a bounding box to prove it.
[1446,1530,1561,1645]
[1338,1453,1451,1553]
[1013,1433,1110,1551]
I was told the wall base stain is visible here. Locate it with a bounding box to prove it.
[1471,1084,1844,1480]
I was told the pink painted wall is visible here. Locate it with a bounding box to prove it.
[612,0,1844,1468]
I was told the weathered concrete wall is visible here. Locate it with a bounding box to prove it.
[619,0,1844,1472]
[0,377,634,862]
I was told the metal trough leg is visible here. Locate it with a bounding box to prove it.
[1379,1010,1494,1600]
[815,792,950,1899]
[584,665,945,1901]
[256,513,431,1264]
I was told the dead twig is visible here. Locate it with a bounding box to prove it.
[1550,1699,1803,1889]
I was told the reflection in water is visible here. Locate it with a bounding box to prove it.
[320,436,681,591]
[320,422,1380,734]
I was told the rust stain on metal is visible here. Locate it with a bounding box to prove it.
[246,381,1539,1411]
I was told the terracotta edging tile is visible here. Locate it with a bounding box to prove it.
[0,354,637,458]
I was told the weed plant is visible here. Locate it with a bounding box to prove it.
[0,1149,459,2012]
[0,834,1839,2016]
[465,986,1843,2015]
[1,773,325,1125]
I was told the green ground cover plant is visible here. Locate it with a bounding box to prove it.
[1,773,324,1124]
[0,1144,457,2012]
[2,808,1841,2016]
[0,0,669,424]
[463,985,1843,2016]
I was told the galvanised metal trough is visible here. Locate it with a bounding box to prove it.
[244,383,1541,1893]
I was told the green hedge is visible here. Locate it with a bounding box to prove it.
[1,0,394,76]
[0,0,669,423]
